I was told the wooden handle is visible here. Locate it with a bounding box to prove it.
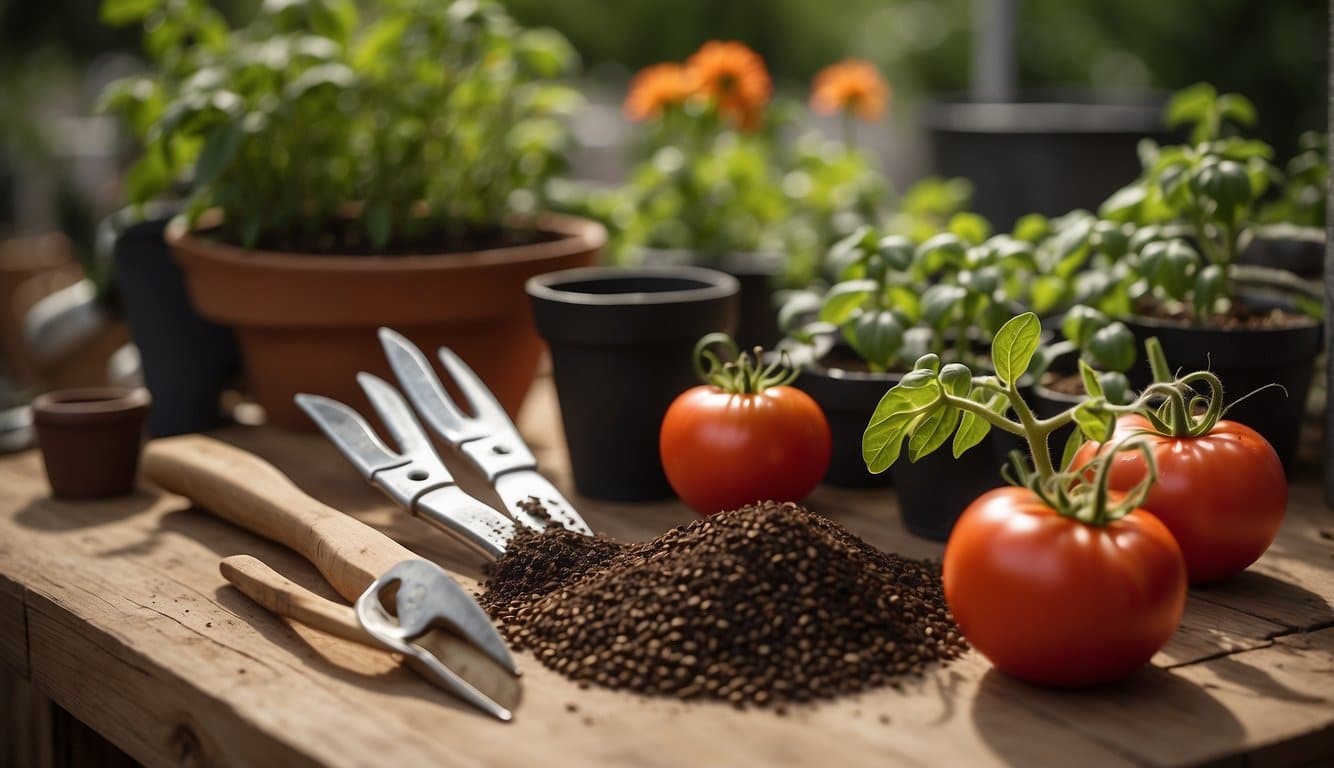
[220,555,376,647]
[143,435,414,602]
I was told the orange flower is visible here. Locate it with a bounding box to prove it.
[624,63,696,121]
[810,59,890,121]
[686,41,772,131]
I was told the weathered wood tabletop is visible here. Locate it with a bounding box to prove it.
[1,377,1332,768]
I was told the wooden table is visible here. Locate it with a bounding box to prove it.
[1,378,1332,768]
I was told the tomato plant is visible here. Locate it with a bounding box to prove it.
[1073,344,1286,583]
[661,334,832,516]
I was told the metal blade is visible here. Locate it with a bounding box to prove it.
[295,394,405,479]
[378,327,478,443]
[356,372,433,458]
[436,347,511,428]
[493,470,593,536]
[414,486,516,560]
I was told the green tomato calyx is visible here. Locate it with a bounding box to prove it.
[693,332,799,395]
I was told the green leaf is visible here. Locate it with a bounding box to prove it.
[194,122,242,186]
[876,235,915,272]
[1078,358,1104,399]
[1164,82,1217,129]
[921,284,967,329]
[1072,401,1115,443]
[991,312,1042,386]
[1099,372,1131,405]
[948,212,992,246]
[938,363,972,397]
[915,233,967,273]
[908,406,961,462]
[844,310,904,371]
[1193,264,1225,318]
[1031,276,1068,315]
[1059,426,1085,471]
[1099,183,1147,222]
[1216,93,1257,127]
[100,0,161,25]
[863,377,944,473]
[953,392,1005,458]
[1154,240,1200,300]
[1085,322,1136,373]
[516,28,578,77]
[778,290,823,333]
[1012,213,1049,243]
[819,280,877,324]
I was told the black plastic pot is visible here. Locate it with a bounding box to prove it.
[1237,225,1324,280]
[1124,315,1322,470]
[105,207,240,436]
[792,362,898,489]
[927,93,1171,229]
[638,249,782,350]
[528,266,739,501]
[892,439,1004,541]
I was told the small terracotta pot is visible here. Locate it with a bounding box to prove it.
[168,213,604,430]
[33,387,150,499]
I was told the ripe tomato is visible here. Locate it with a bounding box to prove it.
[660,385,832,515]
[943,487,1186,686]
[1073,415,1287,584]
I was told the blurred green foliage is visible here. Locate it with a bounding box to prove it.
[500,0,1325,156]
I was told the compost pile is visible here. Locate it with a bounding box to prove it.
[480,501,966,708]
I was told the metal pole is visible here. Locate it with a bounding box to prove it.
[971,0,1017,102]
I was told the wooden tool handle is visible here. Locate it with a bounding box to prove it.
[143,435,414,602]
[220,555,376,647]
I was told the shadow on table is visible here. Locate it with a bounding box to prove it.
[1192,569,1333,627]
[970,666,1244,766]
[13,491,157,531]
[211,582,523,720]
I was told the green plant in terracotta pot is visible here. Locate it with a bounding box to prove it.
[99,0,604,429]
[1097,84,1322,466]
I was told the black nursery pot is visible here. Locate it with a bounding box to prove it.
[793,363,898,489]
[105,207,240,436]
[638,249,782,350]
[527,266,739,501]
[1124,315,1322,470]
[1237,225,1325,280]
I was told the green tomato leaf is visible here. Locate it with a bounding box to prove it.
[1193,264,1225,318]
[991,312,1042,386]
[863,377,944,473]
[884,285,922,323]
[1217,93,1257,127]
[1099,183,1147,222]
[1061,305,1109,347]
[515,28,578,77]
[953,392,1005,458]
[1060,425,1086,471]
[948,212,992,246]
[1072,400,1115,443]
[1012,213,1050,243]
[820,280,878,324]
[876,235,915,272]
[1154,240,1200,300]
[1078,358,1105,399]
[921,284,967,329]
[844,310,904,371]
[1085,322,1136,373]
[778,290,824,334]
[1031,276,1068,315]
[915,233,967,274]
[938,363,972,397]
[908,406,961,462]
[1099,372,1131,405]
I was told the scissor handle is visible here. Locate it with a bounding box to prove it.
[143,435,414,602]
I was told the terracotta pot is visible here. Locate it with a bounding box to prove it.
[0,233,80,384]
[33,387,150,499]
[168,214,605,430]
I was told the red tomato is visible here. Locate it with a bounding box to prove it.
[660,385,832,515]
[943,487,1187,686]
[1073,415,1287,584]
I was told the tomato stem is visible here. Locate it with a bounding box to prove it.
[693,333,799,395]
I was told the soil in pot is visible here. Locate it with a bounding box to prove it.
[169,213,605,430]
[528,266,739,502]
[1124,303,1321,470]
[107,208,240,436]
[33,387,150,499]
